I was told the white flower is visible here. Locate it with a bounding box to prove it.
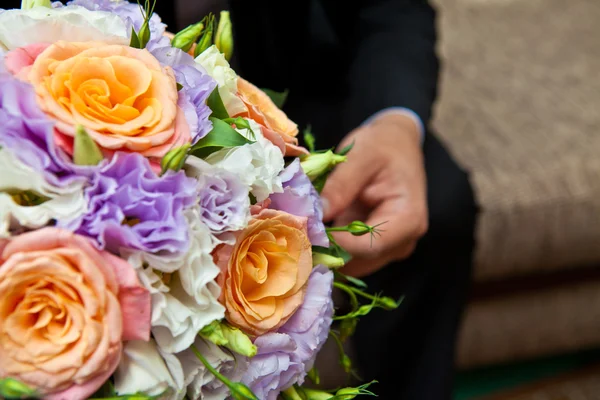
[125,208,225,354]
[195,45,246,117]
[205,120,284,202]
[0,148,86,238]
[0,5,128,51]
[114,339,185,400]
[178,337,249,400]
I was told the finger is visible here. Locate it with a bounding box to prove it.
[333,201,369,228]
[332,198,426,259]
[321,144,380,222]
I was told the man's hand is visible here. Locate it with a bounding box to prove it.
[321,112,428,277]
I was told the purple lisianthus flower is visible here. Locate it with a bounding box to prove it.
[62,152,197,256]
[65,0,166,39]
[280,265,335,373]
[241,266,335,398]
[185,156,250,234]
[0,73,86,187]
[269,159,329,247]
[242,333,305,400]
[147,37,216,143]
[198,172,249,233]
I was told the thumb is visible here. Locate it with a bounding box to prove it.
[320,150,379,221]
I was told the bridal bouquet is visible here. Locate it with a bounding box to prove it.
[0,1,398,399]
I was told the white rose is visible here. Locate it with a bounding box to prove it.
[114,339,185,400]
[205,120,284,202]
[125,209,225,354]
[0,5,128,51]
[178,337,248,400]
[0,148,86,238]
[195,45,247,117]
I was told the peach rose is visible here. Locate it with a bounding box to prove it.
[7,41,190,160]
[215,209,312,335]
[236,77,308,157]
[0,228,151,400]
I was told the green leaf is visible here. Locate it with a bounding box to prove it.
[0,378,38,399]
[338,141,355,156]
[249,193,258,205]
[190,117,253,158]
[176,82,183,91]
[303,125,315,152]
[207,87,230,119]
[261,88,289,109]
[129,26,141,48]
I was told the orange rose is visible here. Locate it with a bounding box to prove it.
[0,228,150,400]
[20,41,190,159]
[236,77,308,157]
[215,209,312,335]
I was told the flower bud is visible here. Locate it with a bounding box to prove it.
[221,323,258,358]
[138,20,151,48]
[378,296,400,310]
[73,125,103,166]
[194,15,215,57]
[0,378,37,399]
[215,11,234,61]
[313,252,345,268]
[300,150,346,181]
[340,353,352,373]
[160,143,190,174]
[199,320,228,346]
[171,22,204,52]
[282,386,305,400]
[346,221,372,236]
[299,388,334,400]
[334,387,362,400]
[307,367,320,385]
[230,382,259,400]
[339,317,358,341]
[21,0,51,9]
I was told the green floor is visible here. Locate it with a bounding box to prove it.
[453,349,600,400]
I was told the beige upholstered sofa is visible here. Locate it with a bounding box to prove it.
[432,0,600,369]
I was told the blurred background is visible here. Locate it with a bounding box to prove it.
[431,0,600,398]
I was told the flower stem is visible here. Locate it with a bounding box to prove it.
[334,282,400,310]
[333,282,359,310]
[191,345,258,400]
[191,344,230,386]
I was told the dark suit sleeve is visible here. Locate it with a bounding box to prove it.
[328,0,440,133]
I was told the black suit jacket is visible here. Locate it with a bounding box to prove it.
[3,0,439,149]
[228,0,439,148]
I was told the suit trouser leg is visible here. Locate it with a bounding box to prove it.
[352,131,478,400]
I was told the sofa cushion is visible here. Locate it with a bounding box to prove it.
[432,0,600,281]
[457,276,600,369]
